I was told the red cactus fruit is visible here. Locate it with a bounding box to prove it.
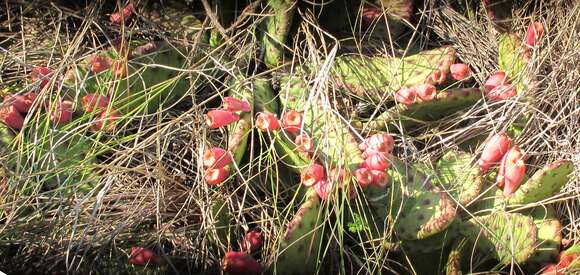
[394,87,416,105]
[354,167,373,188]
[5,92,36,113]
[427,69,446,85]
[301,163,326,187]
[282,110,303,133]
[203,147,232,169]
[556,251,577,270]
[486,84,517,101]
[370,170,389,188]
[241,230,264,253]
[255,112,280,132]
[0,105,25,130]
[222,251,261,275]
[110,3,134,25]
[112,60,128,77]
[478,132,513,173]
[450,63,471,81]
[206,109,240,129]
[328,168,350,183]
[129,246,162,266]
[205,167,229,185]
[223,97,251,113]
[90,55,112,73]
[94,108,121,132]
[82,93,111,113]
[484,71,508,92]
[363,153,390,171]
[362,133,394,158]
[415,84,437,102]
[294,133,314,152]
[50,100,74,125]
[497,146,526,196]
[30,66,52,90]
[361,4,382,28]
[525,21,544,47]
[541,264,562,274]
[314,179,333,200]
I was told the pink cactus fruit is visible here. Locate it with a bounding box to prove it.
[222,251,261,275]
[50,100,74,125]
[415,84,437,102]
[90,55,112,73]
[370,170,389,188]
[361,4,381,28]
[314,179,333,200]
[30,66,52,90]
[205,167,229,185]
[354,167,373,188]
[484,71,509,92]
[450,63,471,81]
[203,147,232,169]
[223,97,251,113]
[255,112,280,132]
[240,230,264,254]
[110,3,134,25]
[525,21,544,47]
[477,132,513,173]
[112,60,128,78]
[5,92,36,113]
[82,93,111,113]
[328,168,350,183]
[294,133,314,152]
[93,108,121,132]
[394,87,416,105]
[129,246,162,266]
[426,69,446,85]
[282,110,303,133]
[486,84,517,101]
[301,163,326,187]
[206,109,240,129]
[362,133,394,158]
[0,105,25,130]
[363,153,391,171]
[497,146,526,196]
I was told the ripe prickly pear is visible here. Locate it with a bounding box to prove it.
[427,69,446,85]
[241,230,264,253]
[222,251,261,275]
[354,167,373,188]
[129,246,162,266]
[282,110,303,133]
[394,87,416,105]
[203,147,232,169]
[5,92,36,113]
[450,63,470,81]
[206,110,240,129]
[370,170,389,188]
[223,97,251,113]
[415,84,436,102]
[110,3,134,25]
[90,55,112,73]
[363,153,390,171]
[497,146,526,195]
[294,133,314,152]
[94,108,121,132]
[112,60,127,77]
[362,133,394,158]
[484,71,508,92]
[255,112,280,132]
[205,167,229,185]
[0,105,25,129]
[301,163,326,187]
[31,66,52,90]
[525,21,544,47]
[478,132,512,173]
[328,168,349,183]
[50,100,74,125]
[82,93,111,113]
[486,84,517,101]
[314,179,333,200]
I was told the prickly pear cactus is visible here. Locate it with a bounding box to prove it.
[498,33,528,93]
[525,205,562,270]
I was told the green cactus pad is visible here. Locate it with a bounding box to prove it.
[498,33,528,93]
[278,75,364,172]
[262,0,298,68]
[332,47,456,101]
[433,150,484,205]
[226,78,256,165]
[525,205,562,270]
[445,242,464,275]
[366,88,482,130]
[459,211,538,265]
[506,160,574,205]
[275,189,323,275]
[401,221,459,254]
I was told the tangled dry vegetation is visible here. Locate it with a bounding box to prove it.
[0,0,578,274]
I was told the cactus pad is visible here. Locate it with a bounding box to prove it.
[498,33,528,93]
[459,211,537,265]
[506,160,574,205]
[526,206,562,270]
[432,150,484,205]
